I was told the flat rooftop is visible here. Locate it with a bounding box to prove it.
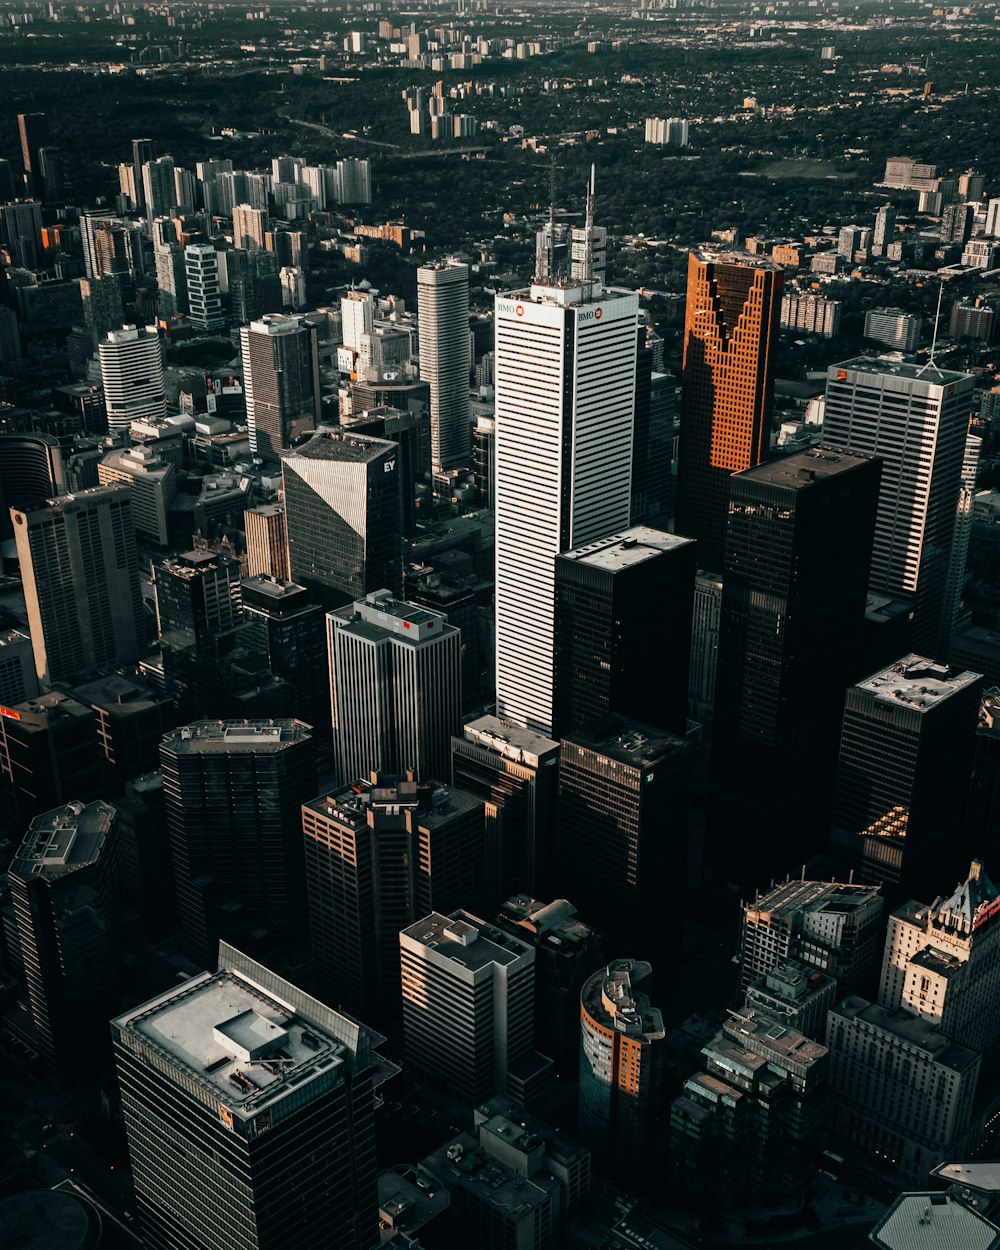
[114,969,347,1125]
[829,356,972,386]
[739,446,875,490]
[871,1192,1000,1250]
[747,878,882,918]
[582,959,664,1042]
[285,429,396,464]
[559,525,694,572]
[695,248,780,271]
[401,911,530,974]
[332,591,451,643]
[161,719,312,754]
[725,1008,827,1068]
[504,280,635,309]
[459,715,559,767]
[831,996,979,1073]
[857,655,982,712]
[564,715,688,770]
[12,800,116,881]
[305,778,478,831]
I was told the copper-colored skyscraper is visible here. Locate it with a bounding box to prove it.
[674,251,781,569]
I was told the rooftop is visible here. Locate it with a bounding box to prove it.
[857,655,982,712]
[723,1007,827,1069]
[583,959,665,1042]
[746,877,882,920]
[558,525,694,572]
[161,719,313,754]
[11,800,116,882]
[401,910,532,974]
[305,776,479,832]
[332,590,452,644]
[828,356,973,387]
[831,996,979,1073]
[871,1192,1000,1250]
[284,428,396,465]
[739,446,875,491]
[564,714,688,770]
[459,716,559,768]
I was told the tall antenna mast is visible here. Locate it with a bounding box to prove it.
[917,279,946,376]
[581,164,596,283]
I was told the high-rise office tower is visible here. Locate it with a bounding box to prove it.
[738,878,884,998]
[37,147,64,203]
[79,275,124,349]
[880,859,1000,1053]
[494,276,639,735]
[154,242,187,318]
[341,405,420,540]
[81,212,143,284]
[141,155,177,223]
[184,243,225,330]
[97,445,177,546]
[334,157,371,204]
[328,591,461,785]
[131,137,153,209]
[710,449,881,880]
[674,251,781,571]
[558,716,691,954]
[669,1007,827,1206]
[13,485,146,686]
[452,716,560,899]
[71,671,174,791]
[153,550,245,718]
[742,960,837,1041]
[579,960,665,1176]
[0,630,37,707]
[400,909,545,1105]
[418,259,471,471]
[496,894,603,1075]
[241,314,320,463]
[830,656,983,895]
[9,800,121,1065]
[688,570,723,728]
[282,430,403,609]
[98,325,167,431]
[941,202,973,245]
[824,358,975,656]
[0,432,64,515]
[241,576,327,728]
[553,526,696,738]
[160,720,316,966]
[17,113,48,196]
[304,773,488,1023]
[0,304,21,363]
[227,248,282,325]
[0,199,43,268]
[0,157,13,202]
[873,203,897,256]
[244,503,290,580]
[232,202,268,251]
[986,198,1000,239]
[112,943,389,1250]
[0,691,102,831]
[341,289,375,351]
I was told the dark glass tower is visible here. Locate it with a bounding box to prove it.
[674,251,781,569]
[553,526,696,738]
[241,576,328,728]
[830,656,982,897]
[282,430,403,610]
[709,448,882,884]
[240,314,321,464]
[112,943,389,1250]
[17,112,48,196]
[159,720,317,967]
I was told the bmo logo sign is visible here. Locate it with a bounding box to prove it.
[515,304,524,317]
[578,306,603,323]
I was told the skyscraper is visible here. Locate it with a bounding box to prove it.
[328,591,461,785]
[0,199,43,269]
[830,656,983,895]
[494,277,639,734]
[241,576,327,728]
[0,692,103,831]
[823,357,975,656]
[558,716,692,954]
[184,244,224,330]
[282,430,403,609]
[303,773,488,1024]
[400,909,542,1104]
[9,800,121,1065]
[17,113,48,196]
[131,137,153,210]
[141,155,177,223]
[553,526,696,738]
[451,716,560,899]
[13,484,146,685]
[240,314,320,463]
[112,943,389,1250]
[674,251,781,570]
[98,325,167,431]
[710,448,881,879]
[873,203,897,256]
[418,259,471,471]
[232,202,268,251]
[579,960,665,1176]
[244,503,290,580]
[160,720,317,966]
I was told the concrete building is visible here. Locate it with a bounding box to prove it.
[870,1191,1000,1250]
[184,243,224,331]
[400,909,547,1105]
[494,277,638,734]
[824,358,975,656]
[863,308,922,351]
[739,879,884,997]
[0,630,38,706]
[244,503,290,580]
[579,960,665,1175]
[451,716,560,901]
[303,774,488,1024]
[98,444,177,545]
[417,259,471,471]
[9,800,121,1064]
[328,590,460,785]
[779,291,842,338]
[98,325,166,431]
[232,202,268,252]
[282,429,403,610]
[159,720,317,966]
[112,943,391,1250]
[13,484,146,686]
[743,960,836,1040]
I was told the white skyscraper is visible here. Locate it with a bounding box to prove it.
[98,324,167,431]
[184,243,224,331]
[340,289,375,352]
[985,198,1000,239]
[493,278,638,733]
[232,202,268,252]
[824,357,974,656]
[418,259,471,471]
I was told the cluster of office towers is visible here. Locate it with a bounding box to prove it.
[2,155,997,1246]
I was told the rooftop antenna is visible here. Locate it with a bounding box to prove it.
[916,278,946,377]
[581,163,596,283]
